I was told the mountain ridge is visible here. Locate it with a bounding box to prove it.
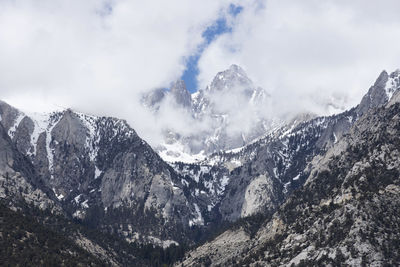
[1,67,400,265]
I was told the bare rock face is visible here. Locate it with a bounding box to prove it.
[356,70,395,116]
[0,100,20,132]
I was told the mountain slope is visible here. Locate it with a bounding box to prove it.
[0,202,104,266]
[0,101,202,246]
[177,80,400,267]
[194,69,400,223]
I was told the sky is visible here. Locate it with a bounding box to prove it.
[1,0,400,145]
[181,4,243,93]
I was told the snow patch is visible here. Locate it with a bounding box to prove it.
[181,179,189,187]
[46,115,63,179]
[347,116,353,123]
[73,210,85,219]
[385,72,400,100]
[81,199,89,209]
[74,194,82,205]
[26,112,50,156]
[8,113,25,138]
[189,203,204,227]
[94,166,102,179]
[158,142,206,163]
[76,112,100,162]
[283,181,291,194]
[217,175,230,195]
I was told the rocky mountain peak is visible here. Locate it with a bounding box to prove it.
[0,100,20,132]
[141,88,166,110]
[208,64,253,92]
[356,70,390,116]
[52,110,87,147]
[170,79,191,108]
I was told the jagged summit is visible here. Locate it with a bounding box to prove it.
[356,69,400,116]
[170,79,192,107]
[141,88,166,110]
[207,64,252,92]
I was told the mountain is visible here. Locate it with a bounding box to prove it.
[1,66,400,265]
[0,101,208,247]
[177,70,400,266]
[178,93,400,266]
[144,64,277,162]
[0,113,158,266]
[170,80,192,108]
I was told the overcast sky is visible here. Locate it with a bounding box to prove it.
[1,0,400,144]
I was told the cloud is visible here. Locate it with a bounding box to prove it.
[0,0,238,144]
[3,0,400,150]
[197,0,400,115]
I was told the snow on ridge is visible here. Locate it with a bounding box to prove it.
[75,112,100,162]
[189,203,204,227]
[8,112,25,138]
[46,114,63,179]
[158,142,206,164]
[385,71,400,101]
[26,112,52,157]
[22,110,65,178]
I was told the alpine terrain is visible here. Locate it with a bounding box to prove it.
[1,66,400,266]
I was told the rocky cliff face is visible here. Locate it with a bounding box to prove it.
[178,77,400,267]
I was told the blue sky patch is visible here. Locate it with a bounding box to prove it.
[181,4,243,93]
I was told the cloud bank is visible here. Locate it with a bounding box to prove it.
[198,0,400,115]
[0,0,239,144]
[1,0,400,147]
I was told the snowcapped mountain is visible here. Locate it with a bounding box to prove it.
[162,69,400,225]
[179,73,400,266]
[1,67,400,265]
[144,64,278,163]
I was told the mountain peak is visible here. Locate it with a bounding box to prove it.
[356,69,399,116]
[390,69,400,77]
[228,64,245,73]
[171,79,187,92]
[208,64,252,92]
[373,70,389,88]
[170,80,191,108]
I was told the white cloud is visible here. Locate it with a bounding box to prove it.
[198,0,400,115]
[0,0,234,143]
[3,0,400,149]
